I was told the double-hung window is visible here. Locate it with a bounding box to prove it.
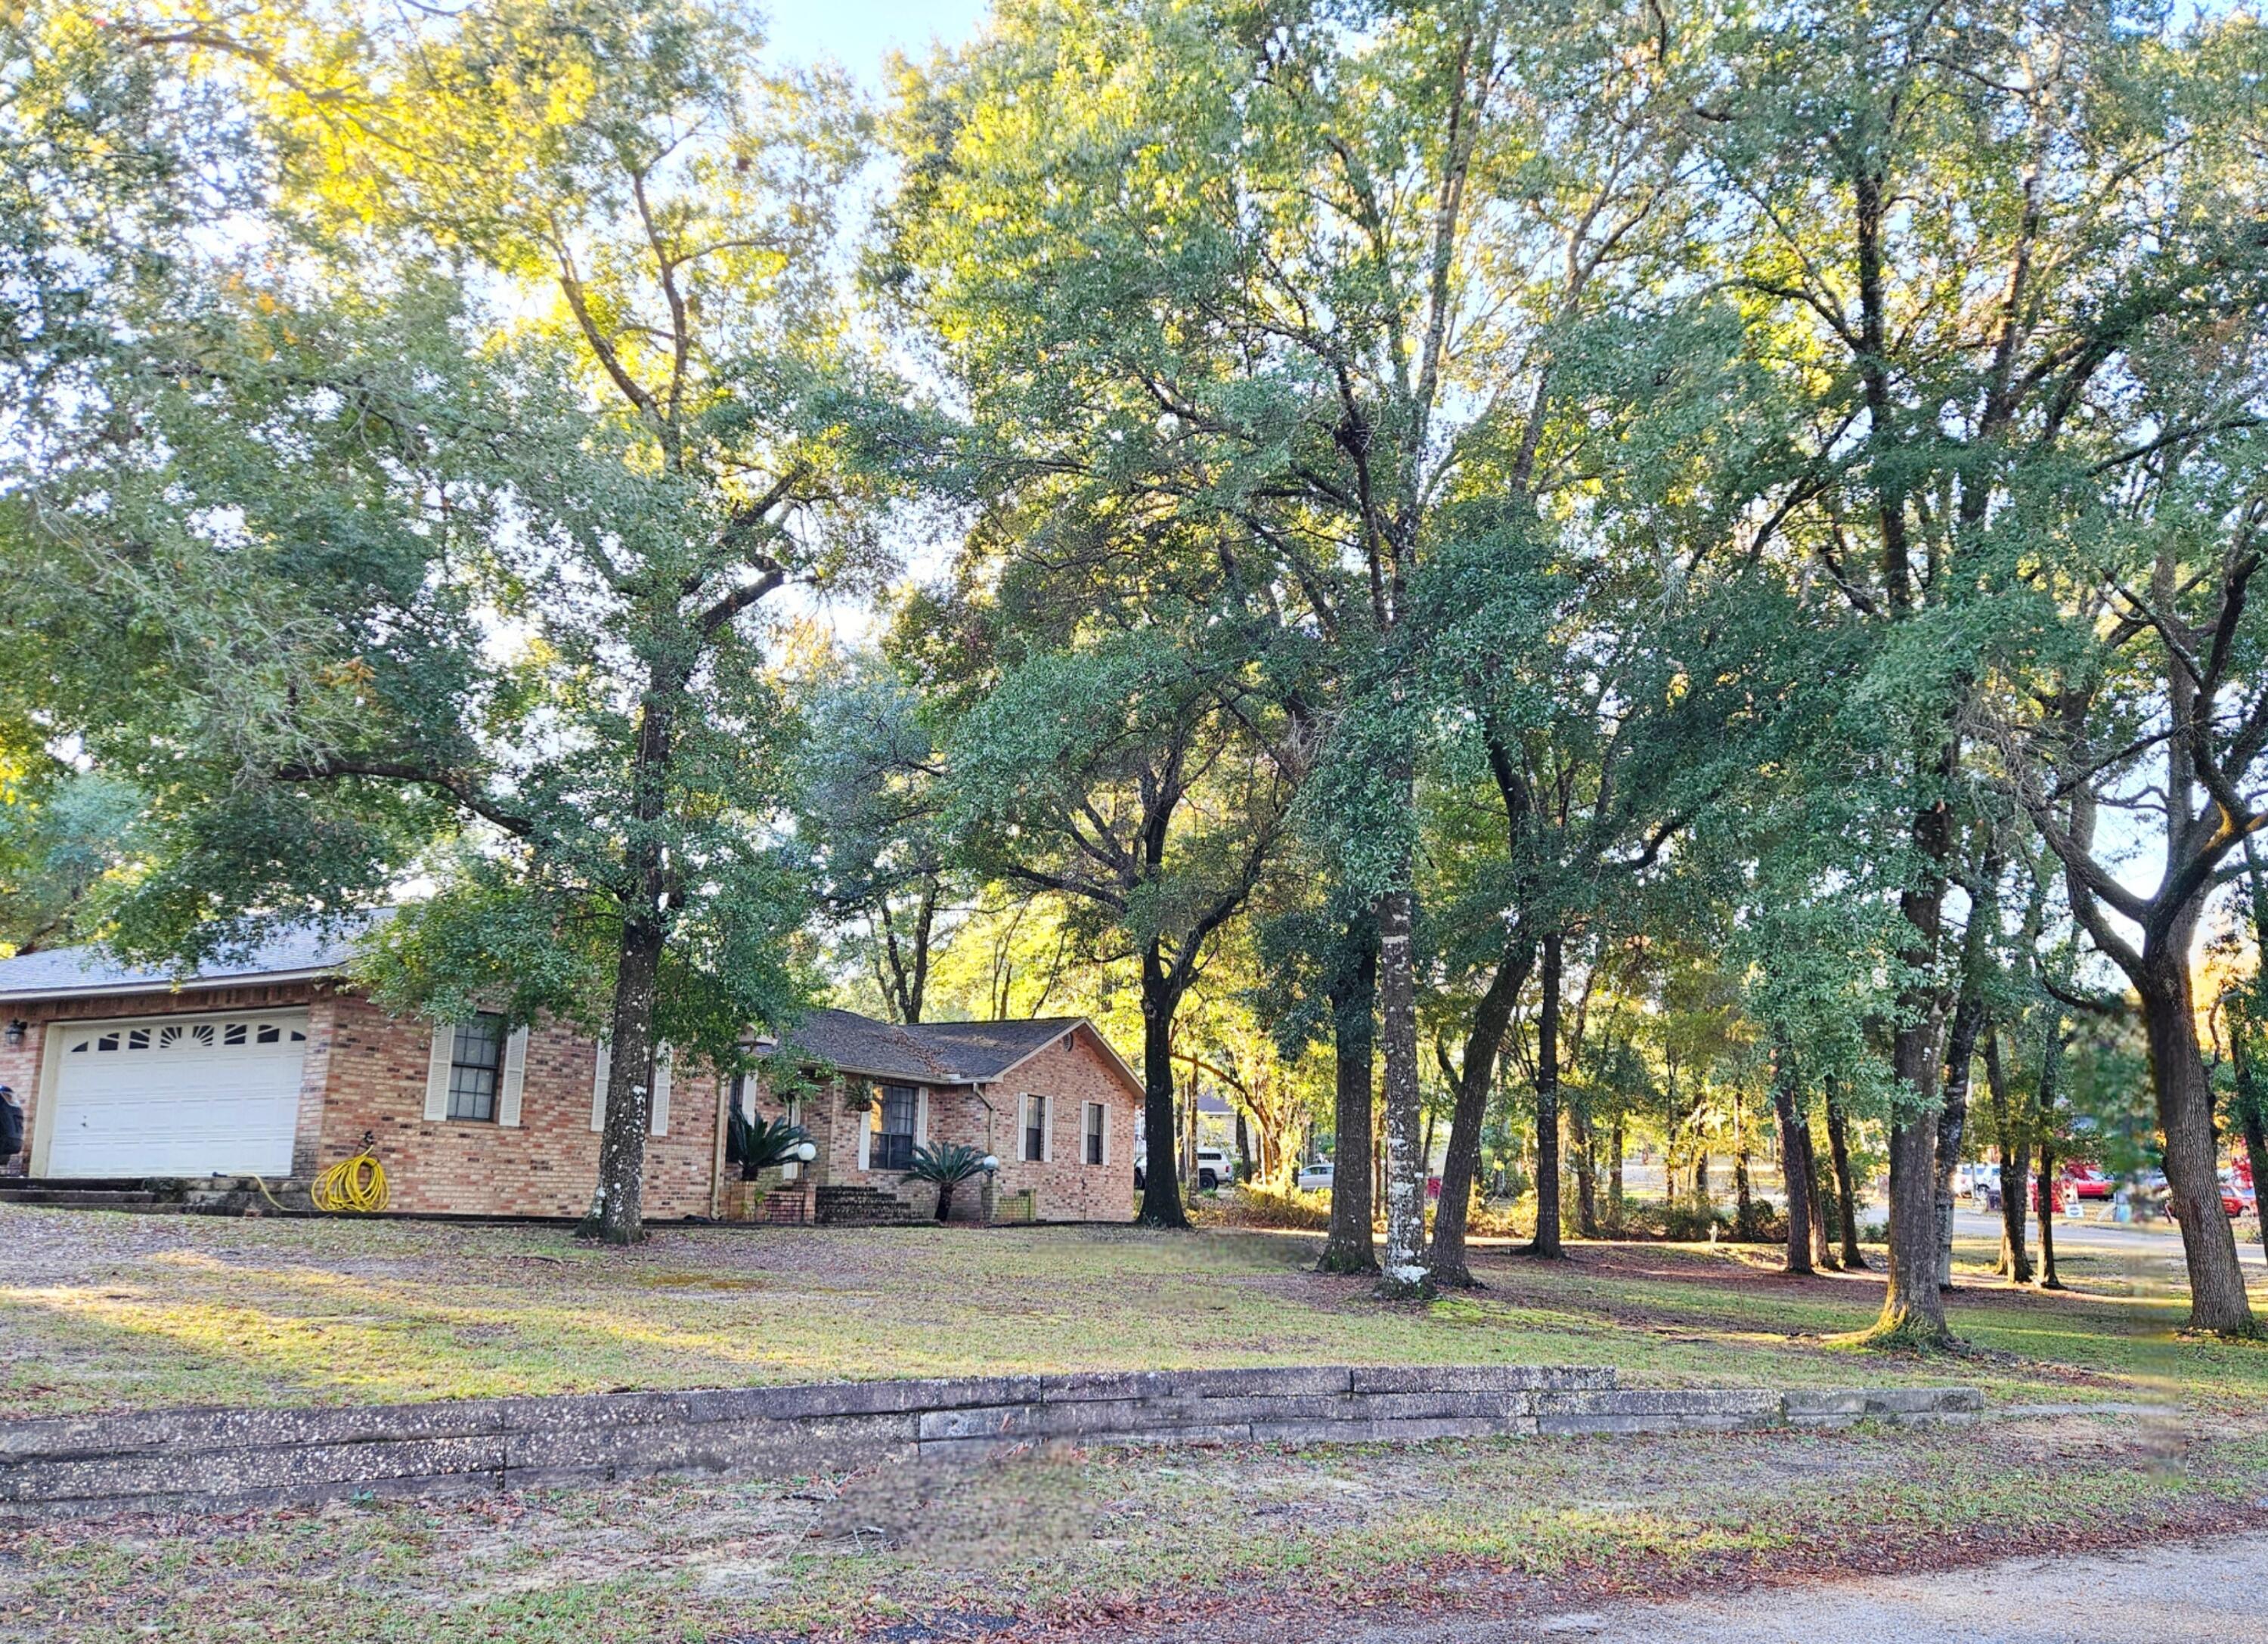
[1083,1102,1105,1166]
[872,1083,919,1172]
[448,1013,506,1122]
[1023,1094,1046,1163]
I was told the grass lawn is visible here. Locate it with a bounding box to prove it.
[3,1203,2266,1416]
[3,1402,2261,1642]
[6,1206,2268,1641]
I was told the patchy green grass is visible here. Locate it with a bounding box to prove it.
[8,1207,2268,1641]
[5,1409,2262,1642]
[3,1203,2266,1417]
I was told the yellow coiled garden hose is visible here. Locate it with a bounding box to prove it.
[311,1138,391,1214]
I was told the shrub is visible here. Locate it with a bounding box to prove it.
[1197,1183,1331,1230]
[1619,1194,1732,1243]
[1467,1194,1532,1240]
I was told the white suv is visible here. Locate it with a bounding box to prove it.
[1133,1147,1235,1191]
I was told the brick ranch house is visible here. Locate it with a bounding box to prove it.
[0,918,1143,1224]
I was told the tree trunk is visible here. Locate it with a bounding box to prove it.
[2134,941,2254,1333]
[2036,1129,2062,1290]
[1873,802,1954,1343]
[586,915,665,1244]
[1608,1118,1624,1229]
[1826,1079,1867,1269]
[1732,1082,1758,1240]
[1374,886,1430,1295]
[2235,1030,2268,1264]
[935,1179,955,1223]
[1182,1063,1200,1199]
[1569,1098,1600,1239]
[1525,932,1566,1259]
[1805,1113,1838,1271]
[1984,1030,2031,1284]
[1769,1051,1813,1275]
[1935,858,1998,1288]
[1318,939,1379,1273]
[1235,1109,1254,1184]
[1136,943,1191,1228]
[585,664,688,1247]
[1374,1100,1388,1226]
[1935,994,1988,1290]
[1879,1085,1947,1340]
[1430,940,1534,1287]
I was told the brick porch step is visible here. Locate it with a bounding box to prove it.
[0,1185,170,1211]
[0,1177,309,1215]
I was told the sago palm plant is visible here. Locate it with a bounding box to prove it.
[901,1142,990,1223]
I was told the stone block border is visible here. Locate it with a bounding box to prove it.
[0,1366,1981,1519]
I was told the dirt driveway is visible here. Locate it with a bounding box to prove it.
[1166,1529,2268,1644]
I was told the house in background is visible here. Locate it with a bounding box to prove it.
[0,918,1141,1225]
[741,1009,1142,1224]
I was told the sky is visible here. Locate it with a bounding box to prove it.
[763,0,995,81]
[745,2,996,639]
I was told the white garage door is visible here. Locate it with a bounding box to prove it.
[45,1011,309,1178]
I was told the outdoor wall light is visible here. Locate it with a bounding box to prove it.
[2,1020,23,1048]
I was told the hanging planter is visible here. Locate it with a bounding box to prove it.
[841,1076,877,1114]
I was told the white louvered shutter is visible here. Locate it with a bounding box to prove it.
[497,1027,530,1127]
[423,1026,454,1121]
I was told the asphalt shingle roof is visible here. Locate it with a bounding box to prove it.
[0,909,395,1002]
[0,919,1108,1091]
[769,1008,1083,1085]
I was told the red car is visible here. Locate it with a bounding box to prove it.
[2061,1163,2114,1200]
[1981,1175,2075,1215]
[2168,1180,2256,1221]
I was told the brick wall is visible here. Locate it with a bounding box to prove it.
[2,986,723,1220]
[317,995,722,1220]
[971,1028,1140,1221]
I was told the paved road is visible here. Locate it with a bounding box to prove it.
[1949,1205,2267,1266]
[1312,1531,2268,1644]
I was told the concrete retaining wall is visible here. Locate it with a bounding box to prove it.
[0,1367,1981,1519]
